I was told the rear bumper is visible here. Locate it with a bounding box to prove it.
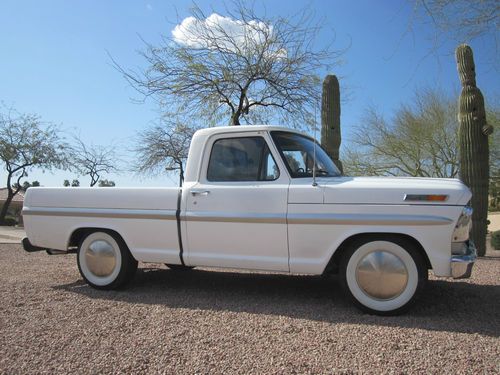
[22,237,70,255]
[22,237,45,252]
[451,241,477,279]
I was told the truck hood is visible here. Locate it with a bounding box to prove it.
[320,176,471,205]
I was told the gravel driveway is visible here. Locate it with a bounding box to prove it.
[1,244,499,374]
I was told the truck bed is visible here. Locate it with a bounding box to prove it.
[23,187,182,264]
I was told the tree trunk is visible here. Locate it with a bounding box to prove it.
[0,192,14,225]
[231,112,241,125]
[179,164,184,188]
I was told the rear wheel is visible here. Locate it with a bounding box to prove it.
[339,236,427,315]
[77,231,137,290]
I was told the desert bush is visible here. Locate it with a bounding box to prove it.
[2,216,17,226]
[491,230,500,250]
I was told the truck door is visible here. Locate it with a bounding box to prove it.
[184,131,290,271]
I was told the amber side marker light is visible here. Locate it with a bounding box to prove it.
[404,194,449,202]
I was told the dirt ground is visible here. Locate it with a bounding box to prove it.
[0,244,499,374]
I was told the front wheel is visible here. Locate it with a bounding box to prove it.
[339,237,427,315]
[77,231,138,290]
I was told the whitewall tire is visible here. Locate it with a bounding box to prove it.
[77,231,138,290]
[340,236,427,315]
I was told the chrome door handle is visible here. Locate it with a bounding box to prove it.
[191,190,210,196]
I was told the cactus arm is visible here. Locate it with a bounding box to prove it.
[482,124,493,135]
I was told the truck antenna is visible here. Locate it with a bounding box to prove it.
[312,99,318,187]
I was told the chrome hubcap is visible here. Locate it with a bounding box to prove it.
[84,240,116,277]
[355,250,408,300]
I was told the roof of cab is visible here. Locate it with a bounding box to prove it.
[193,125,309,138]
[184,125,311,183]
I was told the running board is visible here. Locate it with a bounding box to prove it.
[46,249,69,255]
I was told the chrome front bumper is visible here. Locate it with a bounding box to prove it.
[451,241,477,279]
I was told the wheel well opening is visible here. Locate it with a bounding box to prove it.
[323,233,432,275]
[68,228,126,249]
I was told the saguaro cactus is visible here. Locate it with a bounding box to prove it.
[321,75,343,173]
[455,44,493,256]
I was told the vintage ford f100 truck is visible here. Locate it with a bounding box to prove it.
[22,125,476,315]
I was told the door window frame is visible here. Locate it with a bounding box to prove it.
[199,131,290,185]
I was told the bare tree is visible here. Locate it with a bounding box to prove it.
[409,0,499,70]
[114,2,344,127]
[343,88,460,178]
[415,0,499,43]
[71,137,118,187]
[0,109,69,224]
[134,122,196,186]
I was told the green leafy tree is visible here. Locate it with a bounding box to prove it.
[64,179,81,187]
[344,88,459,178]
[12,180,40,192]
[344,88,499,211]
[0,109,69,224]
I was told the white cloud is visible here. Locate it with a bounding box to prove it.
[171,13,285,57]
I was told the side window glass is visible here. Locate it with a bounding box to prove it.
[283,150,307,173]
[207,137,280,182]
[261,147,280,181]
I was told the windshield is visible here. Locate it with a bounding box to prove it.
[271,131,341,178]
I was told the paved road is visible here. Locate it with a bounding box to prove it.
[0,226,25,243]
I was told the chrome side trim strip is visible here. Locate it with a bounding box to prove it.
[22,207,177,220]
[184,211,287,224]
[23,207,453,226]
[287,213,453,226]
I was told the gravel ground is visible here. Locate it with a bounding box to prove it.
[0,244,499,374]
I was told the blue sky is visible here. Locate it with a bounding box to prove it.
[0,0,498,187]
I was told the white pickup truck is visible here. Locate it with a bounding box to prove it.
[22,125,476,315]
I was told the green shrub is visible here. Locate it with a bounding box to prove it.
[492,230,500,250]
[2,216,18,226]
